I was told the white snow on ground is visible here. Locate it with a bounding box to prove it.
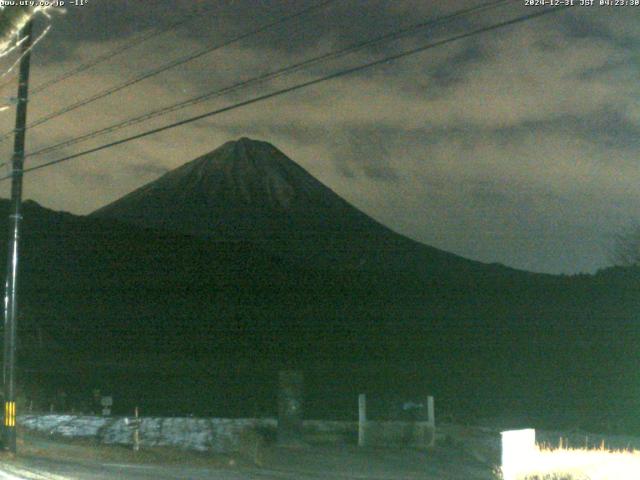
[18,415,433,453]
[19,415,278,453]
[0,462,72,480]
[20,415,109,439]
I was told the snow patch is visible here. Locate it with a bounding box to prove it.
[19,415,277,453]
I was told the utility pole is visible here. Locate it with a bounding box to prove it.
[2,19,34,454]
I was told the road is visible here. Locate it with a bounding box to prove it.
[0,427,499,480]
[0,445,495,480]
[0,457,265,480]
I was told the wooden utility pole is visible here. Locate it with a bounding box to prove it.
[3,19,34,454]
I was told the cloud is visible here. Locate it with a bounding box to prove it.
[0,1,635,274]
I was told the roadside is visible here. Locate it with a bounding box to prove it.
[16,428,237,468]
[0,427,497,480]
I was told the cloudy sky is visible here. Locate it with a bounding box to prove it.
[0,0,636,274]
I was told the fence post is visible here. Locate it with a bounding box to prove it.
[426,396,435,426]
[277,370,304,447]
[133,406,140,452]
[358,393,366,447]
[427,395,435,447]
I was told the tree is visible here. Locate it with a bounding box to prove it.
[610,226,640,267]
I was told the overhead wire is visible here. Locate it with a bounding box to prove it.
[4,5,571,181]
[0,0,336,144]
[29,2,220,96]
[25,0,513,160]
[0,4,572,182]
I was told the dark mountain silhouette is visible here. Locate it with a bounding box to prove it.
[91,137,506,276]
[0,138,637,431]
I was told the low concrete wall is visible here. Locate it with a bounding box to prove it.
[19,415,277,453]
[18,415,434,452]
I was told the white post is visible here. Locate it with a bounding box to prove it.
[427,396,435,426]
[358,393,366,447]
[501,428,536,480]
[426,395,435,447]
[133,406,140,452]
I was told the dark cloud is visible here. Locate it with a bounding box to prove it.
[126,162,170,178]
[426,43,484,90]
[324,126,399,182]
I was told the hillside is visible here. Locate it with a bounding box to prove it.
[91,138,510,277]
[0,139,635,430]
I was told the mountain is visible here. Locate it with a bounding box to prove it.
[1,139,638,429]
[91,137,384,241]
[91,137,500,275]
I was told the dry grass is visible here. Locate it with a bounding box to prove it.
[498,442,640,480]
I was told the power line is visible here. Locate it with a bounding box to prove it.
[29,2,219,96]
[16,5,570,178]
[0,0,336,143]
[26,0,513,160]
[2,5,570,182]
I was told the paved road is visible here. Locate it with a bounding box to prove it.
[0,450,495,480]
[1,457,251,480]
[0,438,496,480]
[0,461,386,480]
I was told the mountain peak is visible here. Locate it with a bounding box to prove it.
[236,136,257,145]
[224,136,271,152]
[91,137,359,235]
[191,137,299,177]
[91,137,470,271]
[170,137,320,210]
